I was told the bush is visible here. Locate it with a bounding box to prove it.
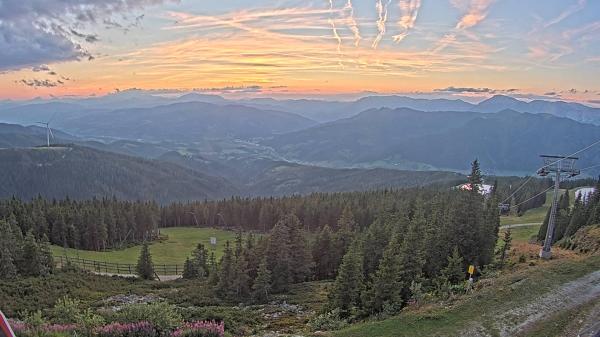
[179,307,259,336]
[96,322,157,337]
[307,309,348,331]
[9,318,79,337]
[114,302,183,334]
[50,296,81,324]
[171,321,224,337]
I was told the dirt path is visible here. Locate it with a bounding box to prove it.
[462,270,600,337]
[499,223,540,230]
[92,271,181,281]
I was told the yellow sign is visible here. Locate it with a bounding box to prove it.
[468,265,475,275]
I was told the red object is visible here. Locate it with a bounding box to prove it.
[0,311,16,337]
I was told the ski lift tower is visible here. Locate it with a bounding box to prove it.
[537,155,580,259]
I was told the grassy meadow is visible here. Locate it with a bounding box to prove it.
[50,227,242,265]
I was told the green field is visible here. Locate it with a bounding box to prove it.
[51,227,241,265]
[500,190,554,226]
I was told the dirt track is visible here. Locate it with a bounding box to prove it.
[462,270,600,337]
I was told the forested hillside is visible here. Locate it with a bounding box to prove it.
[267,109,600,173]
[0,145,238,202]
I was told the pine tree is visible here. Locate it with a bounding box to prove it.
[362,233,403,314]
[565,195,586,237]
[287,215,314,283]
[207,252,219,286]
[265,218,293,292]
[21,230,43,277]
[232,253,250,298]
[362,218,393,278]
[191,243,209,278]
[216,241,235,298]
[328,240,364,315]
[313,225,335,279]
[182,257,199,279]
[468,159,483,194]
[39,234,54,275]
[442,246,464,284]
[136,243,155,280]
[252,257,272,303]
[499,229,512,268]
[0,246,17,279]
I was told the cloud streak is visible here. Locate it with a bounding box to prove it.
[344,0,362,46]
[393,0,422,43]
[454,0,494,30]
[373,0,392,49]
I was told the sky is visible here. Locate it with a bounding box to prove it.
[0,0,599,104]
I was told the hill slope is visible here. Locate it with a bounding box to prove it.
[266,108,600,173]
[158,151,465,196]
[0,145,237,202]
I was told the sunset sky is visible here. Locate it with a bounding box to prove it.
[1,0,599,104]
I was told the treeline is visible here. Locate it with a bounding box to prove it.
[0,174,568,252]
[493,176,551,214]
[0,197,160,251]
[0,220,54,278]
[538,180,600,244]
[178,161,500,316]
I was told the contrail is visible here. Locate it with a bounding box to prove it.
[328,0,343,66]
[393,0,421,43]
[343,0,361,46]
[373,0,391,49]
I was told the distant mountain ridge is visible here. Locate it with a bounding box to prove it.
[2,92,599,126]
[265,108,600,174]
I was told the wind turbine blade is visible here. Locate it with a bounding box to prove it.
[48,127,55,140]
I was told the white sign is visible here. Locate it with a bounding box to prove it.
[210,237,217,245]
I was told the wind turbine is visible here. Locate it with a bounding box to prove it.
[36,121,54,147]
[36,112,57,147]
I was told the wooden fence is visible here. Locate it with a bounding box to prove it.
[55,256,183,276]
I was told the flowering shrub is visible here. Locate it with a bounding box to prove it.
[96,321,157,337]
[8,319,79,337]
[170,321,224,337]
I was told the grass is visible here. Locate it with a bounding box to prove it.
[332,255,600,337]
[504,224,541,243]
[51,227,242,265]
[500,190,555,226]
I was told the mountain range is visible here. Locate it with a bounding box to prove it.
[1,91,599,200]
[265,108,600,174]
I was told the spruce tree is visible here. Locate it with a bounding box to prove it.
[265,219,293,292]
[232,253,250,298]
[21,230,43,277]
[328,240,363,315]
[136,243,155,280]
[499,229,512,268]
[565,195,586,237]
[468,159,483,194]
[252,257,272,303]
[287,215,314,283]
[0,247,17,279]
[442,246,464,284]
[207,252,219,286]
[182,257,199,279]
[39,234,54,275]
[362,233,403,314]
[313,225,335,279]
[192,243,209,278]
[216,241,235,298]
